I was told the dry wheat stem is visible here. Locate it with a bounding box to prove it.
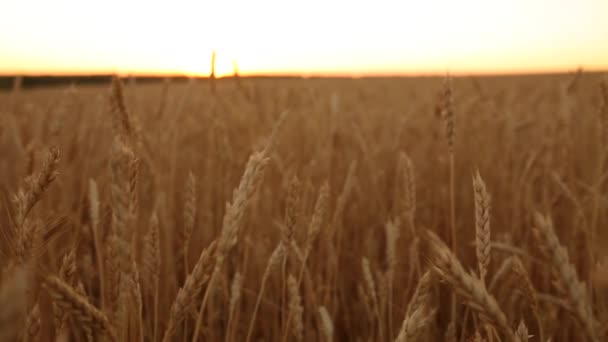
[396,270,435,342]
[226,271,243,342]
[110,75,136,141]
[385,218,400,339]
[88,179,106,311]
[362,257,384,341]
[183,171,196,273]
[513,320,528,342]
[427,231,516,340]
[405,270,434,319]
[280,175,301,327]
[473,171,491,284]
[14,146,59,237]
[533,213,598,342]
[43,275,116,341]
[280,183,329,341]
[143,212,160,342]
[162,240,216,342]
[395,306,436,342]
[246,242,286,342]
[396,152,416,230]
[329,162,357,312]
[318,306,334,342]
[23,303,40,342]
[511,257,544,341]
[286,274,303,341]
[192,150,269,342]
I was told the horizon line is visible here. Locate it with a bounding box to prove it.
[0,67,605,79]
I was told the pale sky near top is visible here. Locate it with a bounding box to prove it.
[1,0,607,76]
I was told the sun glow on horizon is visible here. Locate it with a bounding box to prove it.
[1,0,607,76]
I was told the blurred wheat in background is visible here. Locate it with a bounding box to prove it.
[0,71,607,342]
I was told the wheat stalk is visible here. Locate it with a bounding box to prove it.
[110,75,136,141]
[473,171,491,284]
[109,141,138,338]
[514,320,529,342]
[191,150,270,342]
[142,212,160,342]
[436,75,457,325]
[362,257,384,341]
[13,146,59,235]
[188,109,291,341]
[385,218,400,338]
[286,274,303,341]
[396,152,416,230]
[183,171,196,273]
[405,271,434,318]
[88,179,106,310]
[427,231,515,340]
[225,271,243,342]
[43,275,116,341]
[246,242,286,342]
[395,306,436,342]
[54,244,78,331]
[281,175,301,328]
[318,306,334,342]
[533,213,598,341]
[396,270,435,342]
[23,303,40,342]
[162,240,216,342]
[305,182,330,256]
[281,175,301,248]
[511,257,543,341]
[281,182,329,340]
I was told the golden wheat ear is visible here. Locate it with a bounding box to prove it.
[425,230,516,341]
[0,186,69,266]
[43,274,117,341]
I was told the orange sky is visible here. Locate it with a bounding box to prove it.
[1,0,607,76]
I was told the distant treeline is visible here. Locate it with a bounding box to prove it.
[4,72,593,91]
[0,75,205,90]
[0,74,311,91]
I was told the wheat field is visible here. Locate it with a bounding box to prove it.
[0,72,607,341]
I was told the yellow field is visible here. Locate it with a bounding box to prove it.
[0,73,606,341]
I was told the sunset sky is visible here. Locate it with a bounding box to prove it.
[1,0,607,76]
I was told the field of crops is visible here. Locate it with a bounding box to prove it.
[0,73,606,341]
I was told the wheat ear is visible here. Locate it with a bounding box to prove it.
[473,171,491,284]
[286,274,304,341]
[191,150,269,342]
[396,270,435,342]
[225,272,243,342]
[385,219,400,338]
[427,231,515,340]
[13,146,59,239]
[533,213,598,341]
[183,171,196,273]
[43,275,116,341]
[511,257,543,341]
[162,241,216,342]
